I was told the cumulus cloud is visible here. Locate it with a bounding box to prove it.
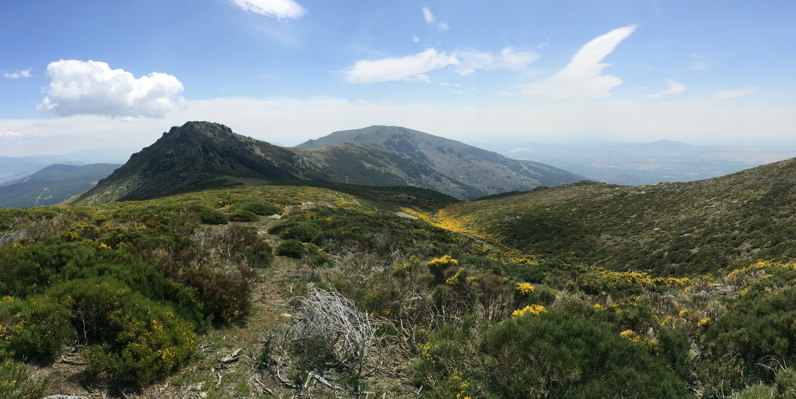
[521,25,636,99]
[39,60,185,118]
[644,80,687,99]
[345,49,458,83]
[3,69,32,79]
[421,6,449,31]
[230,0,306,19]
[456,47,538,75]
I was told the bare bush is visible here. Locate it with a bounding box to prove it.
[295,287,378,377]
[0,229,27,248]
[266,287,380,394]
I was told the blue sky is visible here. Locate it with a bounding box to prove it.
[1,0,795,156]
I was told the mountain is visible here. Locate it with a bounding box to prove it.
[0,163,120,207]
[485,139,796,185]
[436,156,796,275]
[297,125,583,195]
[77,122,581,204]
[0,156,80,185]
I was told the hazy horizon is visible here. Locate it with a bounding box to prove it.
[2,1,795,157]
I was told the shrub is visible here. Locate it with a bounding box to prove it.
[417,311,689,398]
[706,281,796,387]
[475,311,689,398]
[179,265,253,325]
[196,209,228,225]
[0,359,50,399]
[270,221,322,243]
[277,239,305,259]
[48,277,196,385]
[0,295,72,362]
[229,210,258,222]
[242,203,283,216]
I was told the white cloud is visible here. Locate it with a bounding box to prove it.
[0,131,22,138]
[421,6,449,31]
[521,25,636,99]
[345,47,537,83]
[644,80,687,99]
[230,0,306,20]
[3,69,32,79]
[422,7,435,24]
[345,49,458,83]
[39,60,185,118]
[456,47,538,75]
[707,87,757,101]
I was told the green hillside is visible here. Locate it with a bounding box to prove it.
[1,159,796,398]
[437,157,796,275]
[0,163,120,208]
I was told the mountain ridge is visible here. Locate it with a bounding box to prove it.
[0,163,120,207]
[297,125,584,194]
[76,122,582,203]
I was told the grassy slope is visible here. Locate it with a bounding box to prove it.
[441,157,796,275]
[2,158,796,398]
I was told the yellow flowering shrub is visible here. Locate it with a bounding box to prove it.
[512,304,546,317]
[619,329,640,342]
[515,282,535,295]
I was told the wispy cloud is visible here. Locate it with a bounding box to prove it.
[520,25,637,99]
[345,49,457,83]
[3,69,32,79]
[39,60,185,118]
[345,47,537,84]
[689,54,715,72]
[706,87,757,101]
[644,80,687,99]
[0,131,22,138]
[421,6,449,31]
[230,0,306,20]
[455,48,538,75]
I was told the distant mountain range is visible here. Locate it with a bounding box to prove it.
[76,122,583,203]
[0,163,121,207]
[484,140,796,185]
[297,125,581,196]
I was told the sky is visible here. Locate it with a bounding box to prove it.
[1,0,795,157]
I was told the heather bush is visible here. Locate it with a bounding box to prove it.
[277,239,305,259]
[229,210,258,222]
[241,202,283,216]
[196,208,228,225]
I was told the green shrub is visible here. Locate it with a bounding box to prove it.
[242,203,283,216]
[276,239,305,259]
[229,210,258,222]
[0,359,50,399]
[417,311,689,399]
[706,282,796,385]
[270,221,322,243]
[48,277,196,385]
[197,209,228,225]
[0,296,72,361]
[475,311,688,398]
